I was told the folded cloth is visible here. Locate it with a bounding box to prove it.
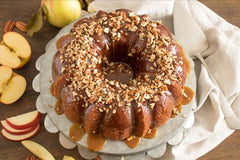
[91,0,239,159]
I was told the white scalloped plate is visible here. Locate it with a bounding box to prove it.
[39,13,196,155]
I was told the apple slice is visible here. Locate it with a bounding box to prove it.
[0,73,26,104]
[21,140,55,160]
[0,32,31,68]
[1,124,40,142]
[0,45,21,68]
[3,32,31,58]
[6,110,41,130]
[63,155,75,160]
[0,66,13,93]
[1,120,38,135]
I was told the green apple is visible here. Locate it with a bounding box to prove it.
[41,0,82,28]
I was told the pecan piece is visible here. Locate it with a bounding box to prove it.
[16,21,27,32]
[3,20,15,33]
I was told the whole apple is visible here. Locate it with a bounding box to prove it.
[41,0,82,28]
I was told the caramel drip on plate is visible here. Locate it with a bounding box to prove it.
[144,128,158,139]
[124,136,141,149]
[87,134,106,151]
[175,105,182,113]
[54,99,64,115]
[69,124,85,142]
[182,86,194,105]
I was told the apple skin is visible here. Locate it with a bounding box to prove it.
[1,120,39,135]
[1,124,40,142]
[41,0,82,28]
[6,112,41,130]
[16,55,31,69]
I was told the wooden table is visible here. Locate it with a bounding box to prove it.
[0,0,239,159]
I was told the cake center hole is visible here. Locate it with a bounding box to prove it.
[104,62,133,84]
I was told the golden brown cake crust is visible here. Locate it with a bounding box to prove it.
[52,9,189,140]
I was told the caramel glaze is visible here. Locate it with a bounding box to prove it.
[69,123,106,151]
[182,86,194,105]
[69,124,157,150]
[105,62,133,84]
[171,86,194,117]
[56,34,72,50]
[144,128,158,139]
[51,9,195,150]
[87,134,106,151]
[125,137,141,149]
[125,128,158,149]
[54,99,64,115]
[69,123,85,142]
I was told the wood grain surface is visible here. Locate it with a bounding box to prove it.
[0,0,239,159]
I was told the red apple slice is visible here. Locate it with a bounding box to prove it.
[1,124,40,142]
[1,120,39,135]
[6,110,41,130]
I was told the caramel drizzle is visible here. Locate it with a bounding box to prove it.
[124,136,141,149]
[69,124,85,142]
[144,128,158,139]
[182,86,194,105]
[54,99,64,115]
[87,134,106,151]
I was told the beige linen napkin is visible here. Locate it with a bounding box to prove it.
[91,0,239,159]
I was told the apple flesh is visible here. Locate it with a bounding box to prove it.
[21,140,55,160]
[0,32,31,68]
[0,66,12,93]
[0,45,21,68]
[6,110,41,130]
[0,73,27,105]
[63,155,75,160]
[1,124,40,142]
[3,32,31,59]
[1,120,38,135]
[41,0,81,28]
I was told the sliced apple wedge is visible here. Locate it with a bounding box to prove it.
[1,120,38,135]
[1,124,40,142]
[0,73,26,104]
[0,32,31,68]
[3,32,31,58]
[0,66,13,93]
[21,140,55,160]
[0,45,21,68]
[6,110,41,130]
[63,155,75,160]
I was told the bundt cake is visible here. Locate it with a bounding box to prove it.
[51,9,190,141]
